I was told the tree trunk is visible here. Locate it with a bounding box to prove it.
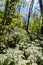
[2,0,9,25]
[39,0,43,34]
[26,0,34,33]
[2,0,15,25]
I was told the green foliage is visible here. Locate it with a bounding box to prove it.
[0,10,25,48]
[0,60,3,65]
[37,57,43,65]
[29,13,42,34]
[0,57,15,65]
[21,51,30,60]
[26,62,31,65]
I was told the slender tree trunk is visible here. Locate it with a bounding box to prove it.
[26,0,34,33]
[39,0,43,34]
[2,0,9,25]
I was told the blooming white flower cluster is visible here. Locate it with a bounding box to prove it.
[0,43,43,65]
